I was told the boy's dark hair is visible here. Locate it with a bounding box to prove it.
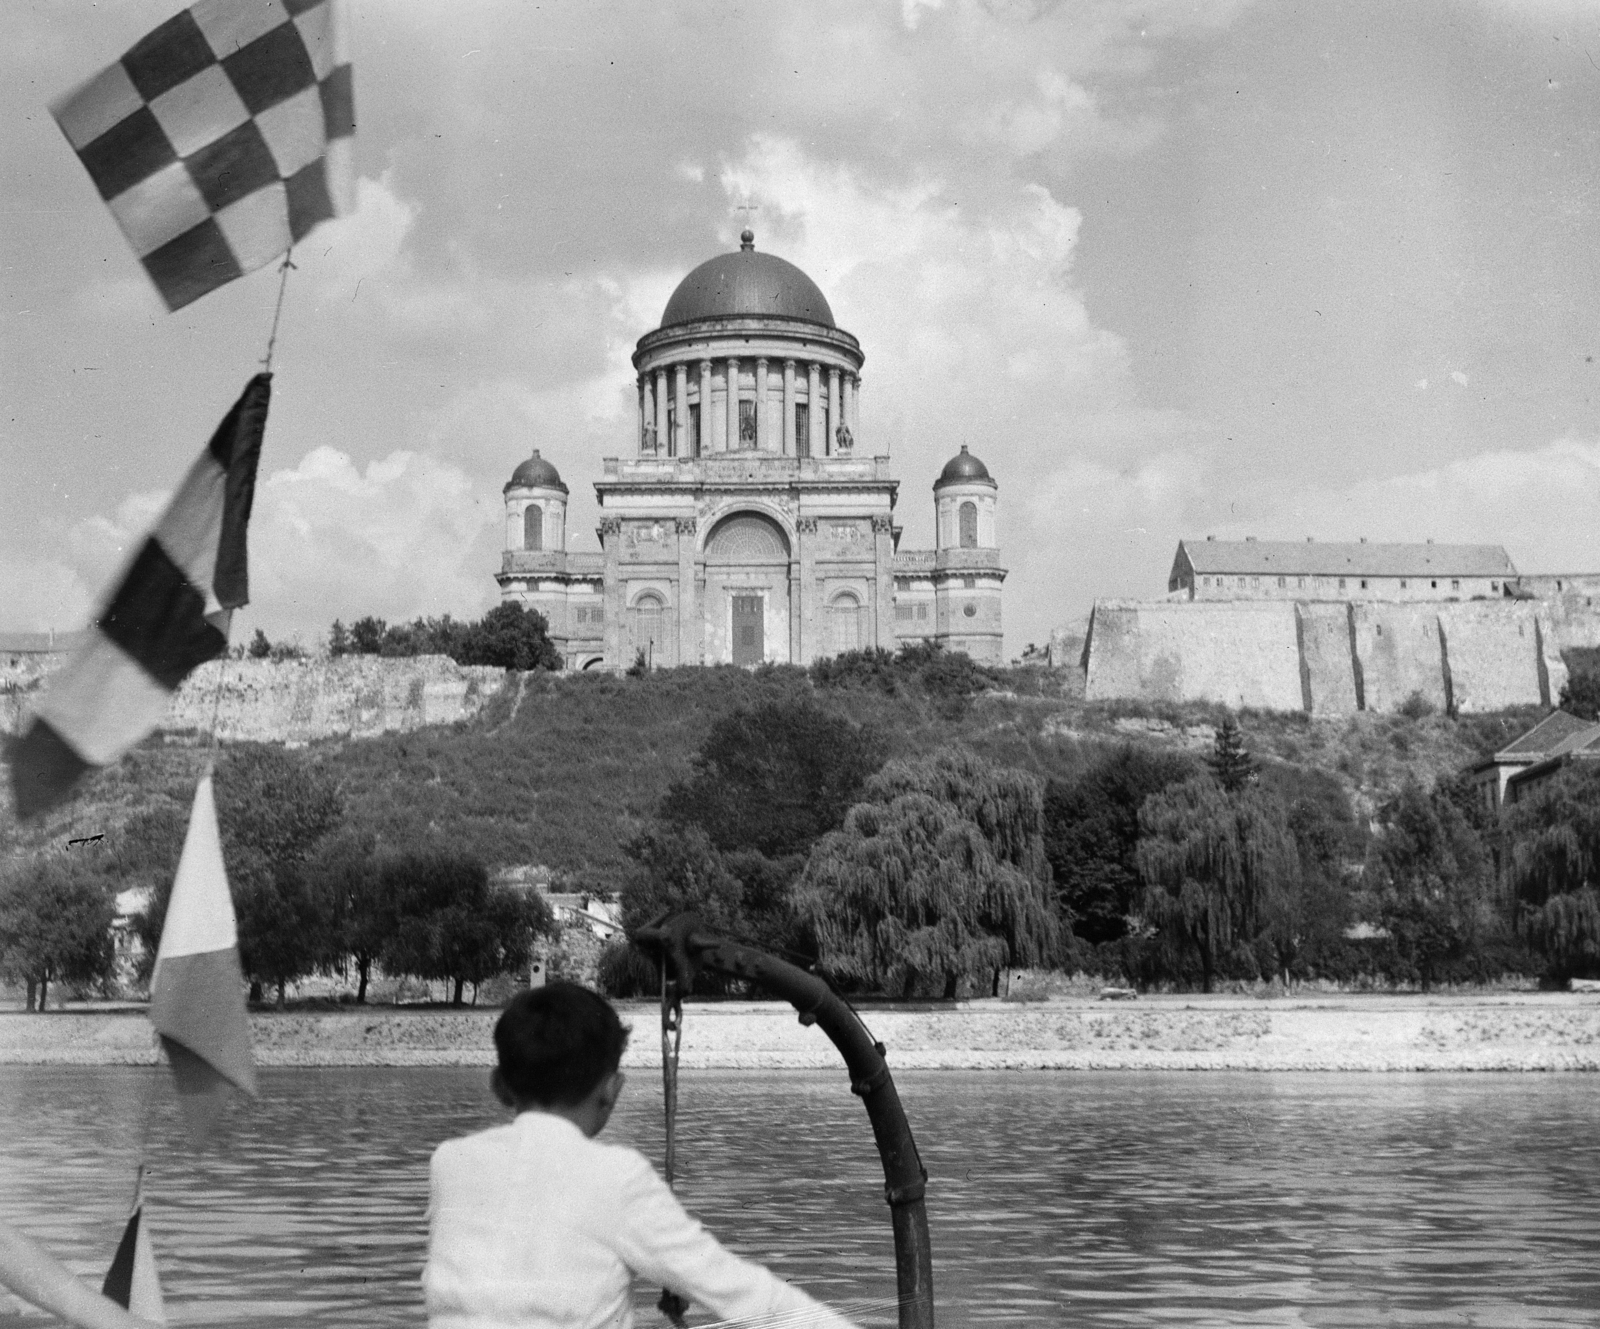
[494,982,629,1107]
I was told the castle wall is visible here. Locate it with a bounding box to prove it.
[1295,603,1359,714]
[1084,601,1303,711]
[1436,601,1547,712]
[1350,603,1449,714]
[1081,592,1600,716]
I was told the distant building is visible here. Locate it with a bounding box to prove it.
[1472,709,1600,815]
[495,231,1006,669]
[1167,538,1516,602]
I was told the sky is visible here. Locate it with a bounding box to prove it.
[3,0,1598,657]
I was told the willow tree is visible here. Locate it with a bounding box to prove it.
[1136,776,1299,992]
[1506,764,1600,981]
[796,749,1062,999]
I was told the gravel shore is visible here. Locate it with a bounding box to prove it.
[3,992,1597,1072]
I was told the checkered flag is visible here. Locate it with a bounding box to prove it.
[51,0,354,312]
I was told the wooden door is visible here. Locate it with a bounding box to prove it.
[732,595,764,666]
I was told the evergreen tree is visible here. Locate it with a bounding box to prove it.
[1208,717,1258,793]
[247,627,272,659]
[1137,775,1299,992]
[797,749,1062,998]
[328,619,350,657]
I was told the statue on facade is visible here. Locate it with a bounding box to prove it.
[642,423,659,454]
[834,422,853,451]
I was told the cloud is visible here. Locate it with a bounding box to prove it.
[243,446,502,642]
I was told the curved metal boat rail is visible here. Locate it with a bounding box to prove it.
[631,912,935,1329]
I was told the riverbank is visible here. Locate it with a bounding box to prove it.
[2,991,1598,1071]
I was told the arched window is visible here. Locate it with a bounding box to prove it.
[958,501,978,549]
[523,505,543,551]
[830,592,862,655]
[631,593,665,664]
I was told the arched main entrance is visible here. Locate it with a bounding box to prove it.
[703,512,791,665]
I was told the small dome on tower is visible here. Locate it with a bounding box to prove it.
[934,445,996,490]
[659,232,835,329]
[505,450,568,494]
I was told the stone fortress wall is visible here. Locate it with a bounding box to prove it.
[2,655,506,744]
[1082,591,1600,715]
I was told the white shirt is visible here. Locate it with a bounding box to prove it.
[423,1112,861,1329]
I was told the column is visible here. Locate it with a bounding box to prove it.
[850,374,860,437]
[796,517,819,662]
[697,360,711,458]
[872,514,895,649]
[654,368,668,455]
[782,359,796,455]
[755,357,769,451]
[600,516,624,669]
[673,363,688,458]
[807,362,823,458]
[828,367,842,455]
[676,517,698,664]
[638,376,650,453]
[726,356,740,453]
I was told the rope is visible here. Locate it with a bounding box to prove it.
[657,965,688,1327]
[260,248,296,372]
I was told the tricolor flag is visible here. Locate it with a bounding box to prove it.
[102,1191,167,1325]
[50,0,353,311]
[9,374,270,821]
[151,772,257,1144]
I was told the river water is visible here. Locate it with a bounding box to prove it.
[1,1066,1596,1326]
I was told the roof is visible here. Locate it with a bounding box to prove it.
[1178,539,1516,579]
[934,445,996,490]
[1495,710,1600,761]
[505,450,567,493]
[660,231,835,329]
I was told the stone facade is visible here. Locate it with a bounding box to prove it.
[1082,597,1584,715]
[1170,538,1517,602]
[495,233,1006,669]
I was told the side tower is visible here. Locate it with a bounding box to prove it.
[496,450,605,669]
[930,446,1005,663]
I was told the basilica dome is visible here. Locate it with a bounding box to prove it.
[659,230,835,329]
[505,449,567,493]
[934,445,995,489]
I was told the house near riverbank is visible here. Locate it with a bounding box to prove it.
[1472,709,1600,814]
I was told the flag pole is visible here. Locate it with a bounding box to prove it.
[260,249,296,373]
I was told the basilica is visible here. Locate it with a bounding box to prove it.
[494,231,1005,671]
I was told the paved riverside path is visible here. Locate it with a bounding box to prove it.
[2,992,1598,1071]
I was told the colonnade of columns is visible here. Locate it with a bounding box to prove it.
[636,357,861,457]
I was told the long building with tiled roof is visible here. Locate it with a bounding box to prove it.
[1168,538,1516,602]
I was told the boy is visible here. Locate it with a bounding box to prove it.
[423,983,863,1329]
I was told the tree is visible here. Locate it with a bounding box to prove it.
[1506,764,1600,981]
[618,824,746,938]
[1208,717,1258,793]
[457,603,561,672]
[1559,665,1600,722]
[348,616,387,654]
[660,700,885,859]
[797,749,1062,999]
[0,856,116,1012]
[1366,780,1493,990]
[1043,745,1198,946]
[247,628,272,659]
[328,619,350,657]
[381,850,553,1005]
[135,745,347,1006]
[1137,776,1299,992]
[307,831,394,1002]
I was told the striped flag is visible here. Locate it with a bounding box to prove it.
[9,373,271,821]
[151,772,257,1145]
[51,0,353,312]
[102,1197,167,1324]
